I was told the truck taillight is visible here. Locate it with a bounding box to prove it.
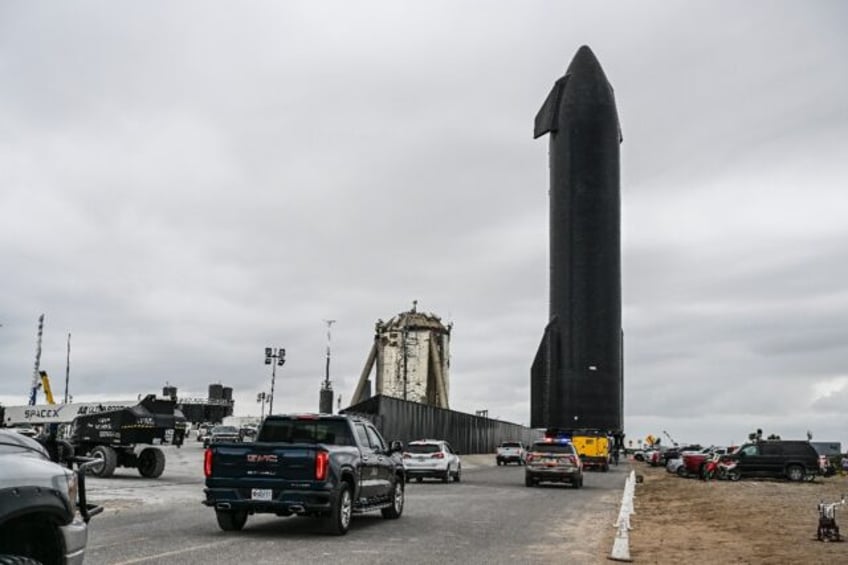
[204,448,213,477]
[315,451,329,481]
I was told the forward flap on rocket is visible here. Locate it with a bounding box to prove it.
[530,316,561,428]
[533,76,568,139]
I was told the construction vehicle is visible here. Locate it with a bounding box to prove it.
[570,431,612,472]
[542,428,614,471]
[37,370,57,405]
[1,394,183,478]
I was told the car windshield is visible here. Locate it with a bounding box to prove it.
[531,442,574,454]
[501,442,522,448]
[213,426,238,434]
[407,443,441,454]
[257,418,355,445]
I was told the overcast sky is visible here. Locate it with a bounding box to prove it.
[2,1,847,449]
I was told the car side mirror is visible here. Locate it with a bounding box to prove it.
[389,440,404,453]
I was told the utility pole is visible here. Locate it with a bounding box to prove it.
[263,347,286,416]
[257,392,268,420]
[64,333,71,404]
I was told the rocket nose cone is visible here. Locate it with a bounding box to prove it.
[566,45,607,81]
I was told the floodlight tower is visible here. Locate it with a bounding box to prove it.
[264,347,286,416]
[320,320,336,413]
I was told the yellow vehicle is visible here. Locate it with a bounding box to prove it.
[571,433,611,472]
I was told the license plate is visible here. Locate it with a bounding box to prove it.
[251,489,273,501]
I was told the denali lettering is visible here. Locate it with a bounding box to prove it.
[247,454,279,463]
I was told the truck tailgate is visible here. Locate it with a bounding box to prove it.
[210,442,317,481]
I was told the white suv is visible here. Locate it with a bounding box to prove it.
[403,439,462,483]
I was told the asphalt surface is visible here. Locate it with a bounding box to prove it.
[85,442,625,564]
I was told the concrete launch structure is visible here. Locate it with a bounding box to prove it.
[531,46,623,434]
[350,304,451,409]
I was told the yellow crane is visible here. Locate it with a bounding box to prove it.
[38,370,57,405]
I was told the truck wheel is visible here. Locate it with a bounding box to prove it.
[786,464,805,482]
[215,510,248,531]
[137,447,166,478]
[381,479,404,519]
[323,483,352,535]
[89,445,118,477]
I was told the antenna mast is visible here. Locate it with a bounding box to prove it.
[28,314,45,406]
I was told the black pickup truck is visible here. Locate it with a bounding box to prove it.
[203,413,405,535]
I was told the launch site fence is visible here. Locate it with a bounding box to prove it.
[342,395,539,455]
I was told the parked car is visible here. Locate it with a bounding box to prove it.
[404,439,462,482]
[203,425,241,448]
[9,425,39,438]
[524,439,583,488]
[203,413,405,535]
[196,423,212,443]
[666,456,685,475]
[239,424,258,442]
[496,441,526,466]
[725,440,820,481]
[679,447,733,478]
[0,429,101,564]
[661,444,703,466]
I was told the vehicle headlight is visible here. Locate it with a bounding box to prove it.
[66,471,79,509]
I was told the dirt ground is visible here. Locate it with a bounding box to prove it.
[619,462,848,564]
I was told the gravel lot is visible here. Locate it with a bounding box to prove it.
[628,462,848,563]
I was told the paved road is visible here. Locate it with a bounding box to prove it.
[85,444,625,564]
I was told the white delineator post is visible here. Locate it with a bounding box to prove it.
[609,470,636,562]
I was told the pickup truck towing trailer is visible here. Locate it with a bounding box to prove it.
[204,413,405,535]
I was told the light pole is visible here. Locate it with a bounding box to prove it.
[264,347,286,416]
[256,392,268,420]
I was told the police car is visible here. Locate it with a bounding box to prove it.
[524,437,584,488]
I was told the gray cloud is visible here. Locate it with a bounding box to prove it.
[2,1,847,448]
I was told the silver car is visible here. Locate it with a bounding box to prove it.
[0,430,100,564]
[403,439,462,483]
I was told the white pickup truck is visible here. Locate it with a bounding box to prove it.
[0,430,102,564]
[496,441,526,466]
